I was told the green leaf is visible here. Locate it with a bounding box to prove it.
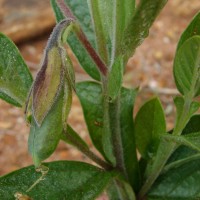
[87,0,111,64]
[28,89,64,167]
[112,0,136,59]
[146,116,200,199]
[0,161,115,200]
[107,56,124,101]
[122,0,167,61]
[50,0,100,80]
[87,0,135,63]
[148,158,200,199]
[173,36,200,97]
[177,12,200,51]
[76,81,115,165]
[107,179,136,200]
[119,87,140,190]
[76,81,106,159]
[0,33,33,107]
[135,98,166,159]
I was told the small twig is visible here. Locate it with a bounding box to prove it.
[63,131,112,170]
[56,0,107,76]
[76,29,107,75]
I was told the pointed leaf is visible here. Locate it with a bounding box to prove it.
[177,12,200,51]
[88,0,136,62]
[148,158,200,199]
[112,0,136,58]
[87,0,111,64]
[0,33,33,107]
[135,98,166,159]
[50,0,100,80]
[122,0,167,61]
[0,161,115,200]
[173,36,200,97]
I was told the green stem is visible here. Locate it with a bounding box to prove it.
[102,78,127,176]
[138,98,192,199]
[63,130,112,170]
[110,95,126,175]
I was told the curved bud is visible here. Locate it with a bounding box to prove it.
[32,47,64,126]
[31,19,74,126]
[27,19,76,166]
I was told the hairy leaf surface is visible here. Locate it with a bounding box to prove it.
[0,161,114,200]
[0,33,33,106]
[174,36,200,97]
[135,98,166,159]
[122,0,167,61]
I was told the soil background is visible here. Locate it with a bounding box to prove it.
[0,0,200,198]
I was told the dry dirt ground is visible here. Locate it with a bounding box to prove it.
[0,0,200,198]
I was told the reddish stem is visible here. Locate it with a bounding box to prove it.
[56,0,107,76]
[76,30,107,76]
[56,0,75,20]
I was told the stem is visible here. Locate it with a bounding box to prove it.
[63,131,112,170]
[75,29,107,75]
[56,0,107,76]
[102,78,126,176]
[109,96,126,175]
[138,98,192,199]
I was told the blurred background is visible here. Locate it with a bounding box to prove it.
[0,0,200,177]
